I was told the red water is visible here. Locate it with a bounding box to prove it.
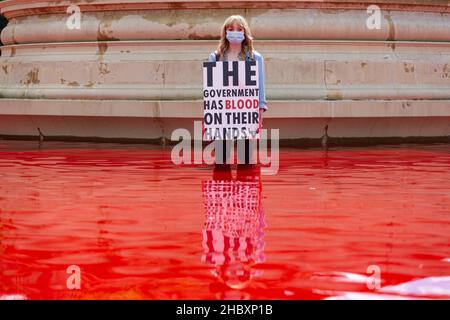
[0,140,449,300]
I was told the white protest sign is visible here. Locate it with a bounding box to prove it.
[203,60,260,141]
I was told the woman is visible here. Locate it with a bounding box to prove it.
[207,15,268,169]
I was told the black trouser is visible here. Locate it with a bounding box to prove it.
[214,139,257,165]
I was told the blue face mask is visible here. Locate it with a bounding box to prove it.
[226,30,245,44]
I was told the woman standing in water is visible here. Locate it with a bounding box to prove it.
[207,15,268,171]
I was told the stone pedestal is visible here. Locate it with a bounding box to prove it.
[1,0,450,142]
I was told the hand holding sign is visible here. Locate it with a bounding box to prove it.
[257,108,264,134]
[203,60,260,141]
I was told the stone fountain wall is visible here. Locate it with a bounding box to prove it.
[0,0,449,142]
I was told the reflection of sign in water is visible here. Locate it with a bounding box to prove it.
[203,61,260,141]
[201,180,265,267]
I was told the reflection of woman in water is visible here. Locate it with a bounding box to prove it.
[207,15,268,171]
[201,165,266,296]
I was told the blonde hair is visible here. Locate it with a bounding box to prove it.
[216,15,254,60]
